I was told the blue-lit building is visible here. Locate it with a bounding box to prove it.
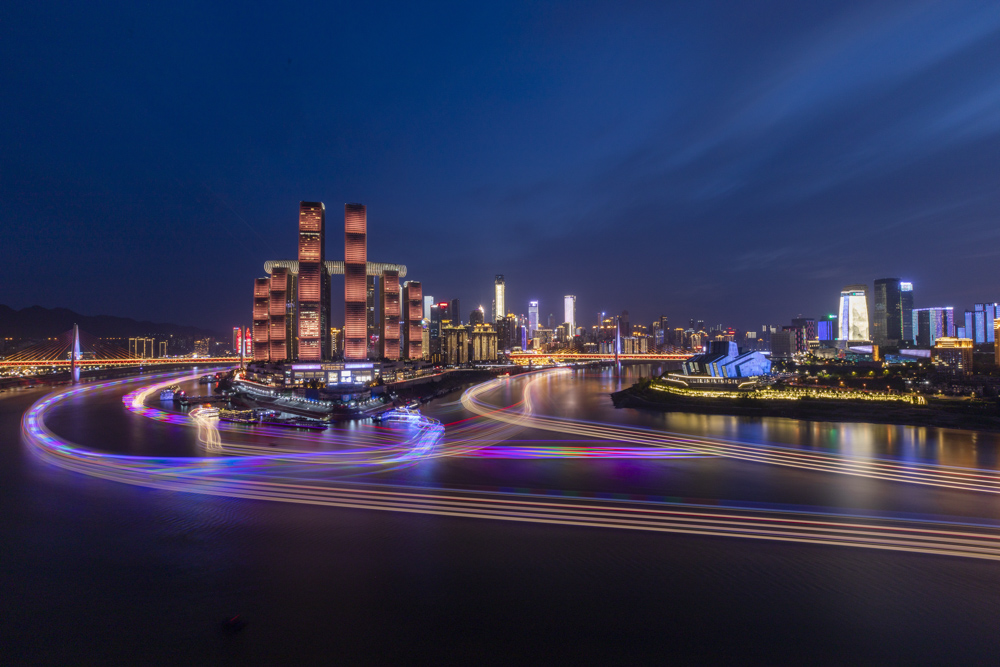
[963,303,997,344]
[682,341,771,378]
[913,307,955,347]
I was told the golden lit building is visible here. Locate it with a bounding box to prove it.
[933,337,974,375]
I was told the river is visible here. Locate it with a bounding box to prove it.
[2,364,999,665]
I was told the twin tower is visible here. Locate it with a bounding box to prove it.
[252,202,421,364]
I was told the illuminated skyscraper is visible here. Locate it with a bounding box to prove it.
[402,280,423,360]
[913,307,956,347]
[297,202,329,361]
[964,303,998,344]
[900,282,914,343]
[268,266,289,361]
[872,278,904,346]
[379,270,400,360]
[344,203,368,360]
[253,277,270,361]
[423,295,434,321]
[564,295,576,336]
[493,275,505,322]
[837,284,870,342]
[528,301,539,336]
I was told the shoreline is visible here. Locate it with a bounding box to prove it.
[611,384,1000,433]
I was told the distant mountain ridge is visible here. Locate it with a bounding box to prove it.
[0,305,225,340]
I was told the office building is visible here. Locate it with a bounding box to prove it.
[838,284,870,342]
[253,277,270,361]
[298,202,329,361]
[378,270,400,360]
[344,203,367,360]
[933,337,974,375]
[901,282,914,342]
[430,302,450,360]
[872,278,904,346]
[817,315,837,342]
[528,301,539,336]
[996,320,1000,366]
[470,306,485,326]
[268,266,289,361]
[470,324,498,361]
[451,298,461,326]
[913,307,956,347]
[402,281,423,360]
[963,303,998,345]
[493,275,505,322]
[423,295,434,321]
[564,295,576,336]
[441,324,469,366]
[770,330,796,360]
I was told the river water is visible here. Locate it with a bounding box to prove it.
[3,365,999,665]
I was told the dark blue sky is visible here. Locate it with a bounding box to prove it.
[4,1,999,333]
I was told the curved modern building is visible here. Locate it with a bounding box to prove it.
[838,284,870,342]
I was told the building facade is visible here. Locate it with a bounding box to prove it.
[872,278,904,346]
[493,275,505,323]
[378,270,400,359]
[564,295,576,337]
[402,280,423,360]
[838,284,870,342]
[344,203,367,360]
[253,277,270,361]
[298,202,329,361]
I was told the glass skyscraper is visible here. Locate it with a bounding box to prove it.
[528,301,539,337]
[872,278,904,345]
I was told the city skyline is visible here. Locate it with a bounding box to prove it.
[4,3,1000,332]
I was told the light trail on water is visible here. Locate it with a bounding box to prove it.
[20,370,1000,561]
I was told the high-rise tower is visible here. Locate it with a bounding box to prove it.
[838,284,870,342]
[901,281,914,343]
[379,270,400,360]
[344,203,368,360]
[268,266,289,361]
[564,295,577,336]
[493,275,505,322]
[297,202,328,361]
[528,301,539,337]
[253,277,270,361]
[402,280,423,360]
[872,278,903,346]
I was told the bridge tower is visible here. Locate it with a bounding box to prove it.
[70,323,81,385]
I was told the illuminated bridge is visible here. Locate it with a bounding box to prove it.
[0,327,238,370]
[509,352,693,364]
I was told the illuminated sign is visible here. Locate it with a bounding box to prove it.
[291,364,322,370]
[901,282,913,292]
[344,363,373,370]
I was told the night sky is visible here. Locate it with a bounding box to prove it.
[4,1,1000,333]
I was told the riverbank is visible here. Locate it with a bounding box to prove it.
[611,382,1000,432]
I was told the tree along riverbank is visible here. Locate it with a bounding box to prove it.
[611,381,1000,432]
